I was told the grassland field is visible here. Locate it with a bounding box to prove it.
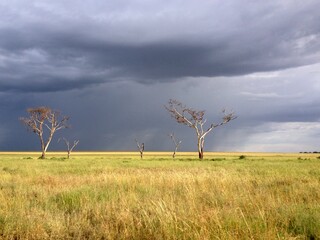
[0,151,320,239]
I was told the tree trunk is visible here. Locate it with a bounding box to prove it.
[39,134,46,159]
[41,131,54,159]
[44,133,54,153]
[140,151,143,159]
[173,151,176,158]
[40,151,46,159]
[67,151,70,159]
[198,138,204,159]
[198,148,204,159]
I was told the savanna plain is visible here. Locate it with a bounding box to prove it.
[0,152,319,240]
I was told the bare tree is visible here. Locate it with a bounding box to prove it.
[169,133,182,158]
[58,137,79,159]
[20,107,69,159]
[135,139,144,159]
[165,99,236,159]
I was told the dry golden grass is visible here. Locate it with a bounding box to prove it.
[0,152,319,239]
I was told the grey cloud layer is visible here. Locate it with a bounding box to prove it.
[1,63,319,152]
[1,1,320,152]
[1,0,320,92]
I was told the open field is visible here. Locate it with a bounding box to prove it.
[0,152,320,239]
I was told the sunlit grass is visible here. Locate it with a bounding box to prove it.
[0,152,320,239]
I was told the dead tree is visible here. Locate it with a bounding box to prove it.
[135,139,144,159]
[58,137,79,159]
[169,133,182,158]
[165,99,236,159]
[20,107,69,159]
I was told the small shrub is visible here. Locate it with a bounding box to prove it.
[210,158,225,161]
[50,157,67,161]
[239,155,246,159]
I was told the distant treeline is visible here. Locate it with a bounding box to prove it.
[299,151,320,154]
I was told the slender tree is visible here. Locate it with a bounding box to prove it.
[58,137,79,159]
[169,133,182,158]
[20,107,69,159]
[135,139,144,159]
[165,99,236,159]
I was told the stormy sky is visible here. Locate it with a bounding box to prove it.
[1,0,320,152]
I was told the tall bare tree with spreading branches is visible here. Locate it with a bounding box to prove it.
[20,107,69,159]
[169,133,182,158]
[165,99,236,159]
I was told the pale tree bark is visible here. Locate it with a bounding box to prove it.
[169,133,182,158]
[198,138,204,159]
[20,107,69,159]
[165,99,237,159]
[135,139,144,159]
[58,138,79,159]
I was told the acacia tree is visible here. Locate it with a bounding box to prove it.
[135,139,144,159]
[20,107,69,159]
[165,99,236,159]
[169,133,182,158]
[58,137,79,159]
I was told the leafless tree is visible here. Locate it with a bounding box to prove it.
[20,107,69,159]
[165,99,237,159]
[58,137,79,159]
[169,133,182,158]
[135,139,144,159]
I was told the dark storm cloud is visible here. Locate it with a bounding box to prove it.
[0,76,105,93]
[1,0,320,92]
[1,0,320,152]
